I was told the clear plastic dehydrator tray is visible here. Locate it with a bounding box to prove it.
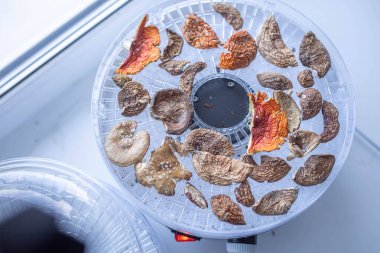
[0,158,163,253]
[92,0,355,238]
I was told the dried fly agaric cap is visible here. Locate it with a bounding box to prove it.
[211,194,246,225]
[161,28,184,62]
[185,182,208,209]
[117,81,150,116]
[253,188,298,215]
[159,60,190,76]
[273,91,301,133]
[320,100,340,143]
[234,181,255,207]
[116,15,160,75]
[287,130,321,160]
[297,88,322,120]
[257,72,293,90]
[294,154,335,186]
[212,3,243,30]
[247,92,288,154]
[179,62,207,96]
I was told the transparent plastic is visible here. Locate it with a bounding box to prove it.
[92,0,355,238]
[0,158,163,253]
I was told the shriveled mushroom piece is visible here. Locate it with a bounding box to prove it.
[287,130,321,161]
[105,121,150,167]
[112,73,132,88]
[135,140,192,196]
[179,62,206,96]
[294,155,335,186]
[117,81,150,116]
[257,15,297,68]
[192,151,252,185]
[297,88,322,120]
[253,188,298,215]
[159,60,190,76]
[297,70,314,88]
[184,128,234,156]
[161,29,184,62]
[212,3,243,30]
[321,100,340,143]
[185,182,208,209]
[163,136,188,157]
[151,89,193,135]
[241,154,258,166]
[243,154,290,182]
[234,181,255,207]
[257,72,293,90]
[299,32,331,78]
[182,13,222,49]
[211,194,246,225]
[274,91,301,132]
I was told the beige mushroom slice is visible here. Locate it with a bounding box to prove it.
[297,88,322,120]
[294,155,335,186]
[105,121,150,167]
[159,60,190,76]
[212,3,243,30]
[192,151,252,186]
[112,73,132,88]
[287,130,321,161]
[257,15,297,68]
[211,194,246,225]
[274,91,301,132]
[299,32,331,78]
[150,89,193,135]
[297,70,314,88]
[234,181,255,207]
[117,81,151,116]
[253,188,298,215]
[184,128,234,156]
[161,28,184,62]
[179,62,207,96]
[185,182,208,209]
[163,136,188,157]
[135,140,192,196]
[257,72,293,90]
[321,100,340,143]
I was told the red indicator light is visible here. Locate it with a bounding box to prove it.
[174,233,198,242]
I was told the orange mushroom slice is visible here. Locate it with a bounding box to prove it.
[116,15,160,75]
[247,92,288,154]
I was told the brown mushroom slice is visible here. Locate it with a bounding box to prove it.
[159,60,190,76]
[257,15,297,68]
[297,88,322,120]
[135,140,192,196]
[179,62,207,96]
[161,29,184,62]
[112,73,132,88]
[184,128,234,156]
[241,154,258,166]
[234,181,255,207]
[321,100,340,143]
[297,70,314,88]
[117,81,151,116]
[253,188,298,215]
[212,3,243,30]
[163,136,188,157]
[241,155,267,182]
[192,151,252,186]
[211,194,246,225]
[185,182,208,209]
[105,121,150,167]
[299,32,331,78]
[294,155,335,186]
[151,89,193,135]
[243,154,290,182]
[274,91,301,132]
[257,72,293,90]
[287,130,321,161]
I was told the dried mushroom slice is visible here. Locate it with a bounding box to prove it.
[234,181,255,207]
[135,140,192,196]
[321,100,340,143]
[299,32,331,78]
[163,136,188,157]
[244,155,290,182]
[181,13,222,49]
[151,89,193,135]
[241,154,258,166]
[253,188,298,215]
[219,30,257,70]
[297,70,314,88]
[105,121,150,167]
[257,15,297,68]
[297,88,322,120]
[159,60,190,76]
[112,73,132,88]
[274,91,301,132]
[117,81,150,116]
[161,29,184,62]
[179,62,207,96]
[185,182,208,209]
[257,72,293,90]
[287,130,321,161]
[116,15,160,75]
[294,155,335,186]
[211,195,246,225]
[192,151,252,186]
[184,128,234,156]
[247,92,288,154]
[212,3,243,30]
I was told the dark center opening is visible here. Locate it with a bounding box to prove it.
[193,75,249,128]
